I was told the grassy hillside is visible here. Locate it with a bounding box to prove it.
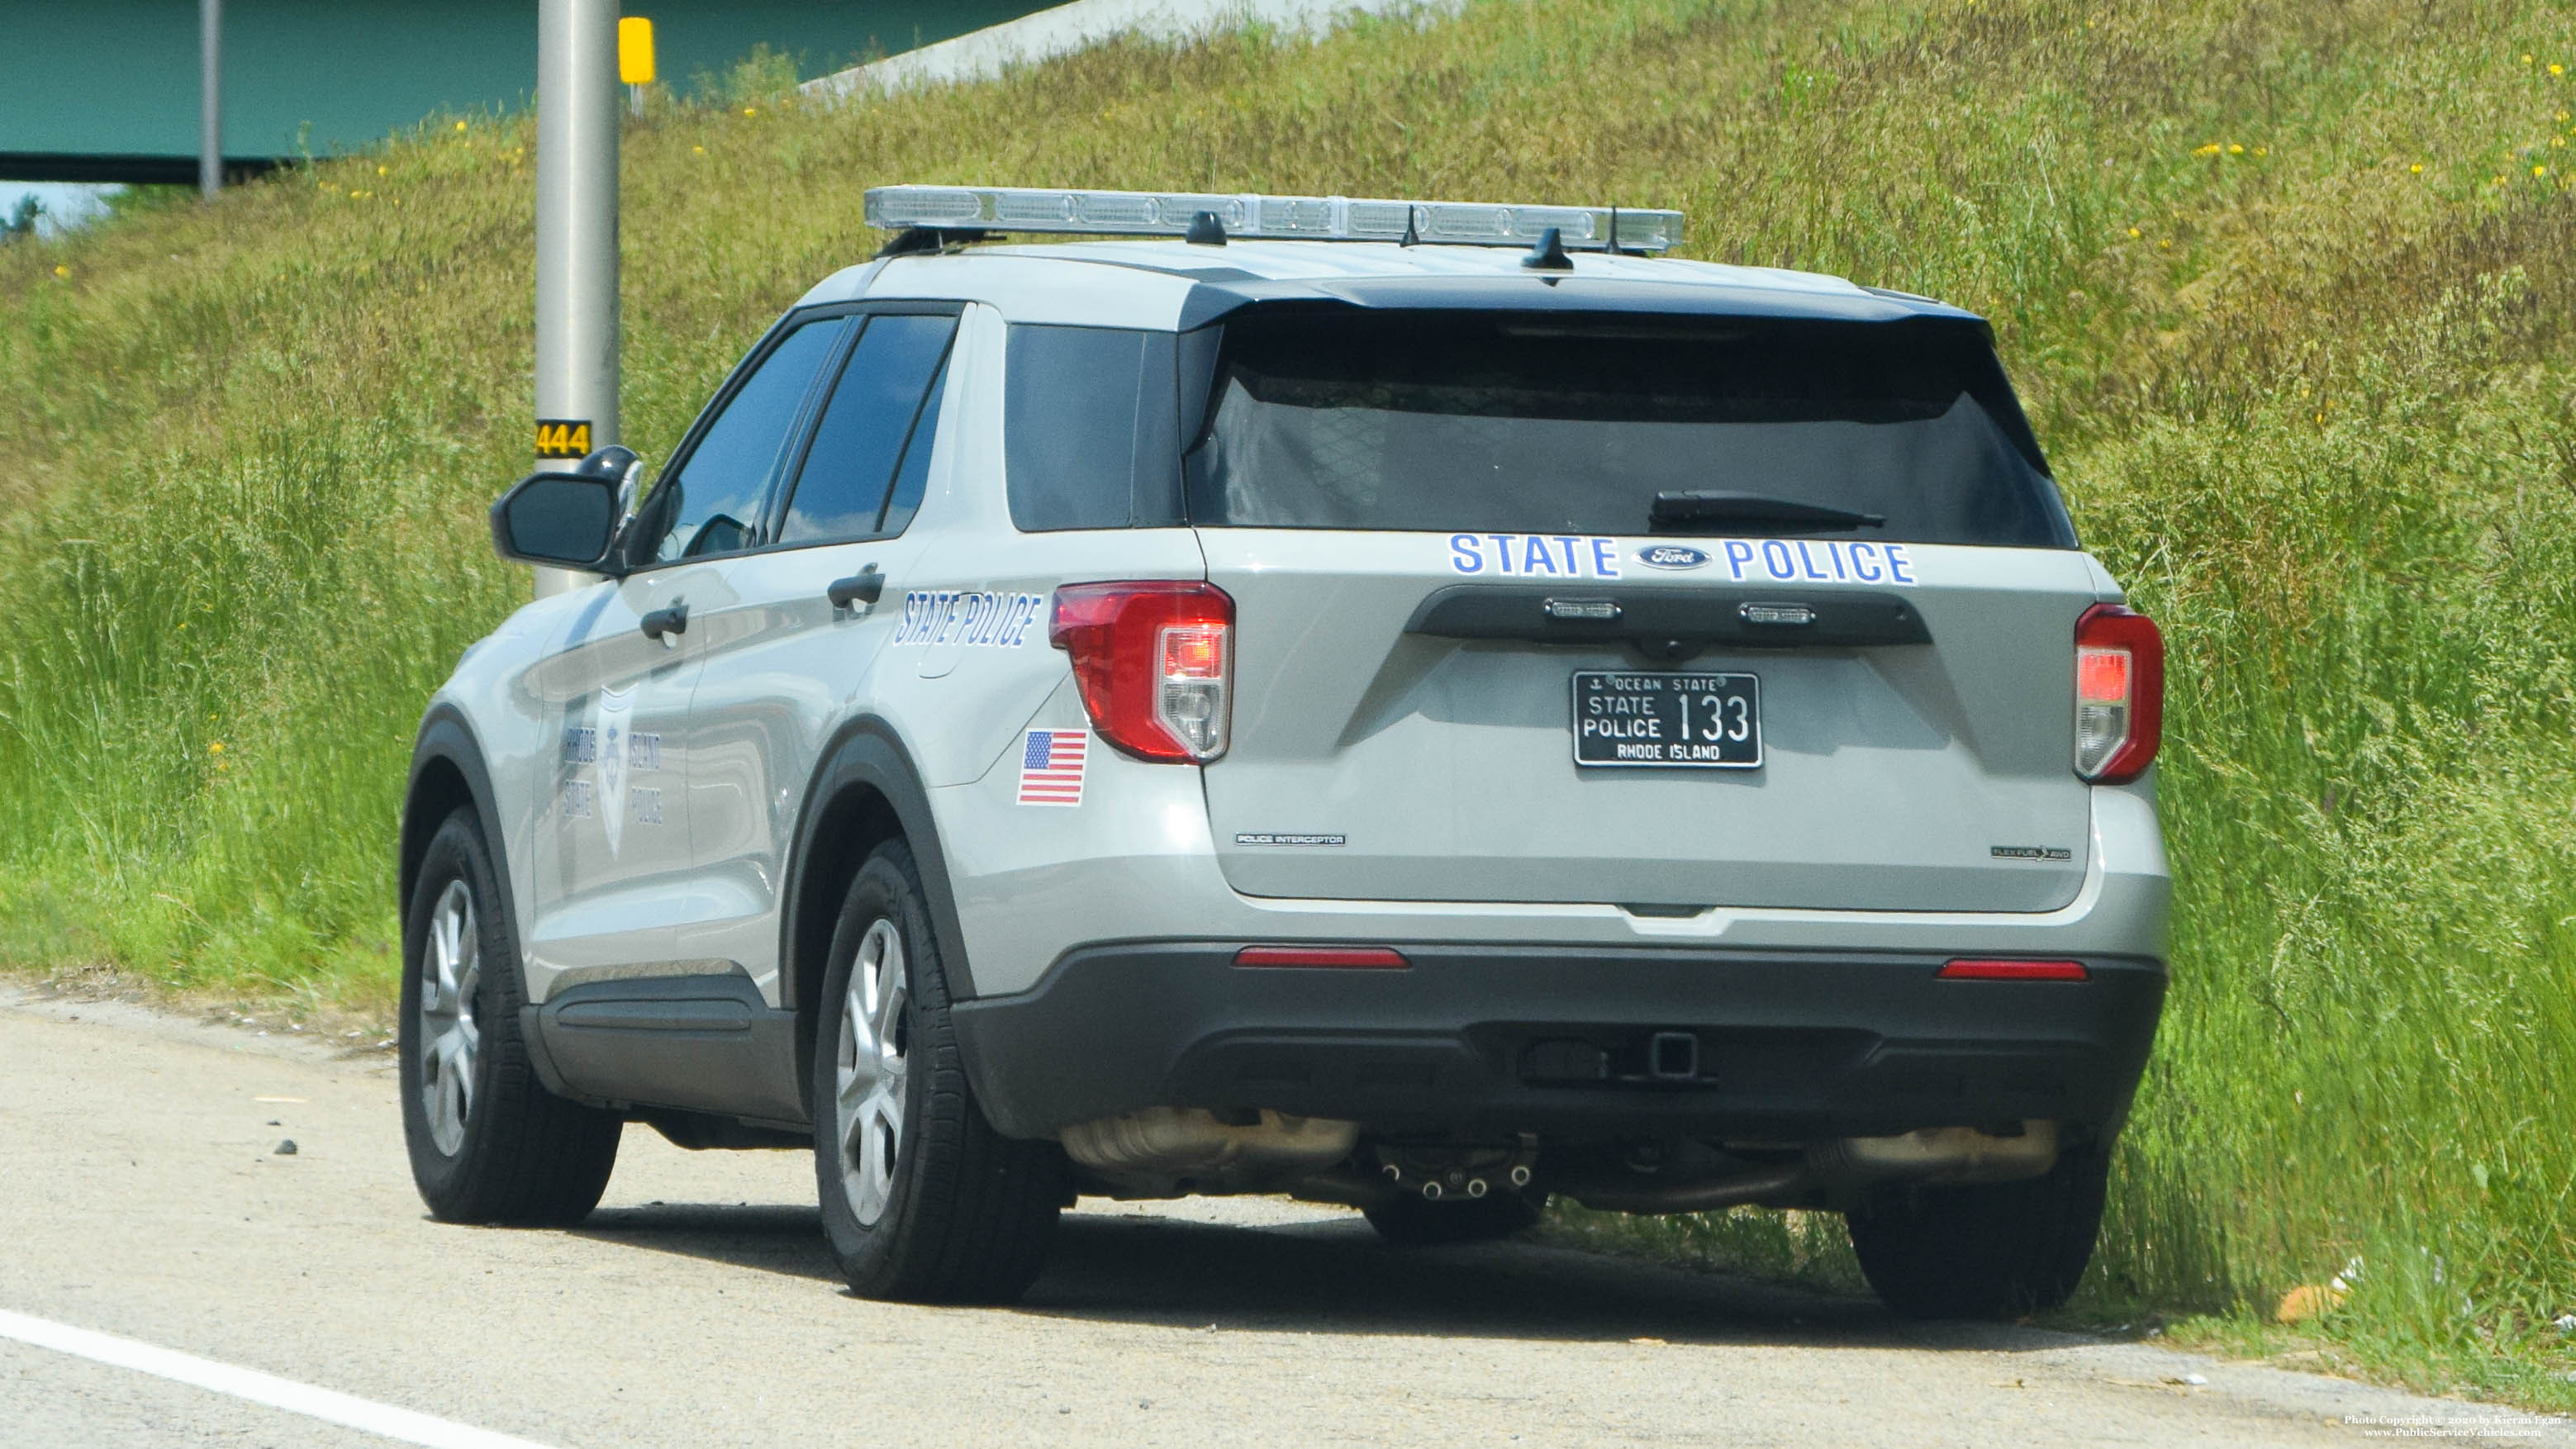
[7,0,2576,1401]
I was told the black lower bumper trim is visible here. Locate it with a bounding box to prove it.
[953,943,2165,1142]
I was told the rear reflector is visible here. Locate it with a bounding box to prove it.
[1233,946,1411,970]
[1938,958,2089,982]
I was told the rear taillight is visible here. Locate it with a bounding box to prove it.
[1049,582,1233,763]
[2074,602,2164,784]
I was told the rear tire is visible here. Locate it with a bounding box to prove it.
[1845,1143,2109,1318]
[1362,1187,1547,1247]
[812,840,1064,1302]
[400,807,622,1225]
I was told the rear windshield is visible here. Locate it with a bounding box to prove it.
[1181,311,2076,548]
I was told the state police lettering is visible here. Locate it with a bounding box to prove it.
[1446,535,1917,584]
[1447,534,1623,578]
[1716,538,1918,586]
[891,591,1048,648]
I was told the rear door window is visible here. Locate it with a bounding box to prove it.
[775,312,958,544]
[1182,311,2075,548]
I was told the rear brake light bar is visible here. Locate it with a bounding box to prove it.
[1050,582,1234,763]
[1233,946,1411,970]
[2074,602,2164,784]
[1938,958,2089,982]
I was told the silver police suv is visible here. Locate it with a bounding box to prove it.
[400,186,2169,1318]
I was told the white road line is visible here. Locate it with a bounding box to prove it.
[0,1308,563,1449]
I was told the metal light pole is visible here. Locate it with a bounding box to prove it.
[533,0,622,599]
[198,0,221,199]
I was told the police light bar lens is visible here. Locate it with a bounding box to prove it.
[2073,603,2165,784]
[863,186,1685,253]
[1050,582,1233,763]
[1938,958,2090,981]
[1233,946,1411,969]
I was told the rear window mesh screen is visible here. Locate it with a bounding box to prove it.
[1182,311,2076,548]
[1005,325,1181,531]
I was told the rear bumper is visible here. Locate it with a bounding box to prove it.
[953,943,2165,1143]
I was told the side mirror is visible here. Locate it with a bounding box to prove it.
[490,471,624,573]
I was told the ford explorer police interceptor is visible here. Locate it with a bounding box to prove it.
[399,185,2169,1318]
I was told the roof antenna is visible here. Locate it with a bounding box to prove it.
[1185,210,1229,246]
[1521,225,1573,270]
[1606,206,1645,258]
[1400,205,1421,248]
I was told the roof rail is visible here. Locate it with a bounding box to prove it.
[863,186,1684,254]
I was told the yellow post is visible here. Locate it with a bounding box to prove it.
[619,17,655,116]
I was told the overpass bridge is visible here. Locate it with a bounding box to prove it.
[1,2,1038,186]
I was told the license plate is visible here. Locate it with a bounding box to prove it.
[1571,671,1762,768]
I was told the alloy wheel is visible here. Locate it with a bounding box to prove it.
[834,918,910,1226]
[418,878,482,1157]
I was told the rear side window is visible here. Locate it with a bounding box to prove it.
[1004,325,1182,531]
[1183,311,2076,548]
[775,313,958,544]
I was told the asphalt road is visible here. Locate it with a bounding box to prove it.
[0,986,2561,1449]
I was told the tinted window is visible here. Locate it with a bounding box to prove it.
[1183,311,2075,548]
[1004,325,1181,531]
[879,354,950,539]
[646,317,848,563]
[777,314,958,544]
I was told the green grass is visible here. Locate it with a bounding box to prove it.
[7,0,2576,1402]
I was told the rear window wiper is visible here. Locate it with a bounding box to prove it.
[1648,490,1887,534]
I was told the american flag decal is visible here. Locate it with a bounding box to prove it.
[1017,729,1087,806]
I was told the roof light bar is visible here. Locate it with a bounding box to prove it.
[863,185,1685,253]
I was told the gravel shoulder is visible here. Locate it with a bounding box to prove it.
[0,982,2560,1449]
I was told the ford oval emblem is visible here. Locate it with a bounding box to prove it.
[1637,544,1712,570]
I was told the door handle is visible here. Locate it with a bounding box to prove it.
[639,600,689,642]
[827,568,885,609]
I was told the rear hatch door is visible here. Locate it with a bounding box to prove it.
[1187,304,2098,912]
